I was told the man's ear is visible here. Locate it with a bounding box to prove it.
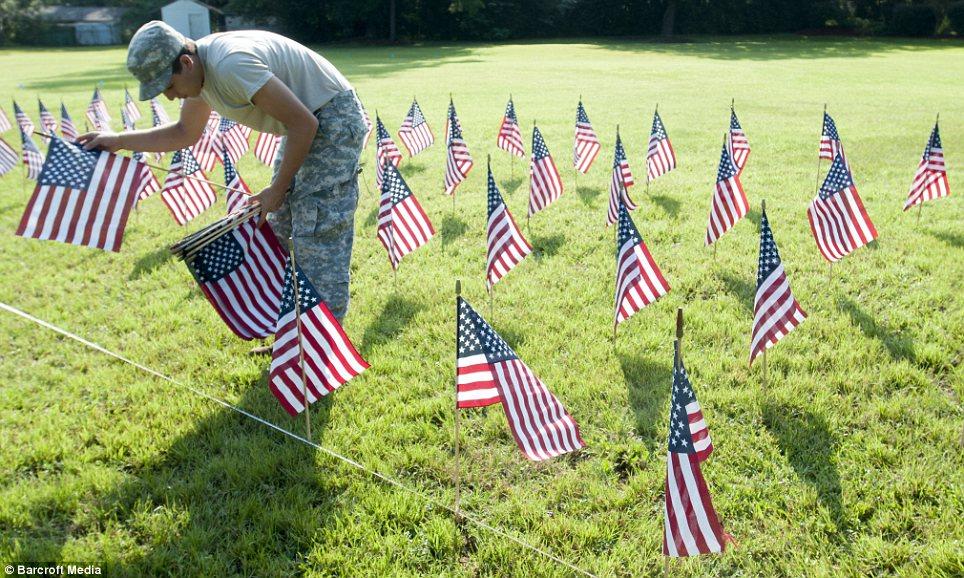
[179,54,193,73]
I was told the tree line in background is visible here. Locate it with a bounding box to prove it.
[2,0,963,45]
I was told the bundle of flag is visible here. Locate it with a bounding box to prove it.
[223,153,251,214]
[647,109,676,181]
[377,162,435,270]
[269,262,369,416]
[573,100,601,174]
[705,136,749,246]
[444,98,473,195]
[819,111,845,164]
[607,130,636,226]
[456,296,585,460]
[528,125,563,217]
[20,127,44,181]
[728,106,750,172]
[663,342,727,558]
[398,98,434,157]
[13,100,34,136]
[614,201,670,327]
[497,97,525,158]
[38,99,57,141]
[374,115,402,189]
[904,120,949,211]
[218,116,250,165]
[750,206,806,365]
[60,103,78,142]
[16,137,150,252]
[486,164,531,288]
[160,148,218,225]
[807,153,877,262]
[0,137,18,176]
[255,132,281,167]
[123,89,141,123]
[86,87,110,130]
[0,105,11,133]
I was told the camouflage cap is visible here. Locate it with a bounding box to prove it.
[127,21,187,101]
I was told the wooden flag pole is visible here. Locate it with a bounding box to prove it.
[676,307,684,357]
[359,165,375,199]
[762,348,768,393]
[288,237,312,440]
[454,279,463,523]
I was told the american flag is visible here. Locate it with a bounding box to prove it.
[607,131,636,226]
[444,99,473,195]
[13,100,34,136]
[218,116,250,164]
[269,262,369,416]
[191,120,221,173]
[528,126,563,217]
[185,215,288,340]
[254,132,281,166]
[647,110,677,181]
[728,108,750,172]
[160,148,218,225]
[486,165,531,288]
[615,201,670,327]
[705,138,749,246]
[904,121,949,211]
[377,162,435,270]
[398,98,434,157]
[807,153,878,263]
[819,111,845,163]
[60,103,78,142]
[123,89,141,123]
[663,342,727,558]
[360,102,373,149]
[20,127,44,181]
[86,87,110,130]
[0,105,11,133]
[573,100,601,174]
[150,97,171,126]
[38,99,58,140]
[133,151,160,201]
[0,137,18,176]
[750,208,806,365]
[456,296,585,460]
[374,115,402,189]
[497,97,525,158]
[16,137,149,252]
[120,107,135,132]
[223,153,252,214]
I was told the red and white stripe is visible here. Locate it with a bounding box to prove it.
[750,267,806,366]
[377,164,435,270]
[607,138,636,227]
[374,119,402,189]
[60,106,78,142]
[528,128,563,217]
[486,177,531,288]
[397,101,434,157]
[497,113,525,159]
[360,106,373,149]
[136,164,160,201]
[255,132,281,166]
[38,102,57,139]
[0,137,19,176]
[13,102,34,136]
[904,128,949,211]
[160,156,217,226]
[615,225,670,326]
[0,106,11,133]
[21,132,44,181]
[647,140,676,181]
[123,90,141,123]
[807,187,877,263]
[663,452,727,557]
[573,106,600,173]
[729,126,750,173]
[150,98,171,125]
[190,125,221,173]
[220,125,250,165]
[705,180,748,246]
[457,350,501,409]
[444,137,473,196]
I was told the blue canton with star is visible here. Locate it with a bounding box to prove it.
[409,100,426,127]
[756,210,783,288]
[576,101,591,125]
[218,116,237,133]
[382,162,412,204]
[376,116,391,141]
[505,99,518,124]
[223,154,238,184]
[181,147,202,176]
[457,297,517,363]
[487,167,505,217]
[613,134,627,169]
[730,109,742,131]
[189,230,245,284]
[531,126,550,160]
[21,129,42,154]
[716,141,738,182]
[651,112,668,140]
[819,154,854,199]
[38,138,97,188]
[447,103,464,141]
[278,262,321,318]
[928,124,942,152]
[668,353,699,454]
[616,201,641,255]
[822,112,840,140]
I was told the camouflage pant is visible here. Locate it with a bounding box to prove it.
[269,90,367,321]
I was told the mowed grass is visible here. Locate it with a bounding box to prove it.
[0,37,962,577]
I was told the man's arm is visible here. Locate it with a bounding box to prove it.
[77,98,211,153]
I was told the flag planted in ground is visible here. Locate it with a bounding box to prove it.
[498,97,525,158]
[0,104,11,133]
[615,201,669,327]
[38,99,57,141]
[218,116,250,165]
[444,98,473,195]
[607,130,636,226]
[486,164,531,288]
[807,153,877,262]
[160,148,217,225]
[705,136,749,246]
[123,88,141,123]
[374,115,402,189]
[819,111,845,164]
[528,125,563,217]
[60,103,78,142]
[223,153,252,214]
[728,107,750,172]
[398,98,434,157]
[378,162,435,270]
[13,100,34,136]
[20,127,44,181]
[0,137,18,176]
[254,132,281,166]
[647,109,676,181]
[904,120,949,211]
[86,87,110,130]
[573,100,601,174]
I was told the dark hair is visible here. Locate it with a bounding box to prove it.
[171,43,197,75]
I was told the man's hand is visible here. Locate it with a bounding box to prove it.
[250,183,288,225]
[77,132,123,152]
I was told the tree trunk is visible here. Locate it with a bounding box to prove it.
[661,0,677,37]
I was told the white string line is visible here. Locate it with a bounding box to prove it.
[0,302,597,578]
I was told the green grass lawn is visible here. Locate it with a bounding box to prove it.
[0,37,962,577]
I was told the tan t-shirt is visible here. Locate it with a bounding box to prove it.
[195,30,352,135]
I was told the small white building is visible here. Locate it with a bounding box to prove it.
[38,6,128,45]
[161,0,222,40]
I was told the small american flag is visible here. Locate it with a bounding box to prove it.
[728,107,750,172]
[607,131,636,226]
[191,121,221,173]
[269,262,369,416]
[647,110,677,181]
[904,121,949,211]
[20,127,44,181]
[615,200,670,327]
[254,132,281,166]
[150,97,171,126]
[185,215,287,340]
[0,137,18,176]
[38,99,57,140]
[120,108,135,132]
[444,99,473,195]
[456,296,585,460]
[398,98,434,157]
[16,137,149,252]
[133,152,160,202]
[160,148,218,225]
[573,100,601,174]
[819,111,845,163]
[663,342,727,558]
[807,153,878,262]
[486,165,531,288]
[528,126,563,217]
[60,103,78,142]
[360,102,373,149]
[0,105,11,133]
[123,89,141,123]
[750,208,806,365]
[378,162,435,270]
[705,138,749,246]
[223,153,252,214]
[218,116,250,165]
[86,88,110,130]
[374,115,402,189]
[497,97,525,158]
[13,100,34,136]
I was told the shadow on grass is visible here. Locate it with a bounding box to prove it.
[363,205,379,228]
[129,247,173,280]
[358,296,423,357]
[619,352,671,450]
[650,194,680,217]
[23,64,132,92]
[838,299,915,363]
[762,400,850,541]
[927,230,963,249]
[438,213,468,245]
[577,185,602,206]
[720,271,755,314]
[530,233,565,260]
